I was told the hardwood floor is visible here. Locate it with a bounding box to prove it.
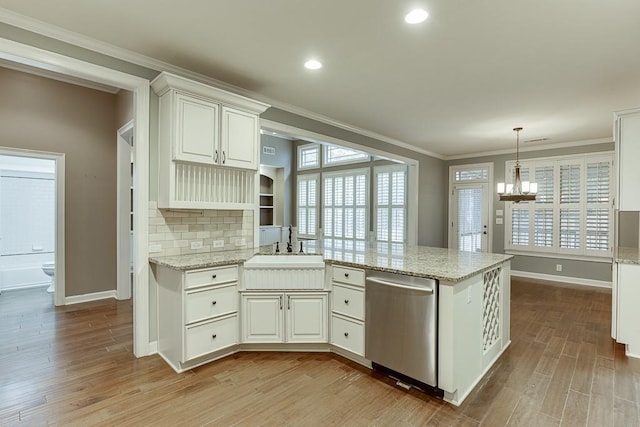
[1,279,639,426]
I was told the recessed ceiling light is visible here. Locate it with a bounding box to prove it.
[304,59,322,70]
[405,9,428,24]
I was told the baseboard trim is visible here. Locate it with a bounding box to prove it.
[65,290,117,305]
[511,270,612,289]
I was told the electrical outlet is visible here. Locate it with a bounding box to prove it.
[213,239,224,248]
[149,243,162,253]
[556,264,562,272]
[496,217,503,225]
[190,241,203,250]
[235,238,246,246]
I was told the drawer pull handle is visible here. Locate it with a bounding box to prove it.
[344,299,349,304]
[212,301,217,305]
[212,274,217,279]
[344,332,349,337]
[212,334,217,339]
[344,273,349,278]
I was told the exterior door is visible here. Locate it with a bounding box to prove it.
[452,183,489,252]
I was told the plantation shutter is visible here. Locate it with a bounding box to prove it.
[585,161,611,252]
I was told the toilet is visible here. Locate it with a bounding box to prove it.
[42,261,55,293]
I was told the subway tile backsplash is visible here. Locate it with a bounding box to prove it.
[148,201,254,257]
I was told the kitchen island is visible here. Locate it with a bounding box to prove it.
[150,241,512,406]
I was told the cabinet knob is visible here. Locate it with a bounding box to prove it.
[212,334,217,339]
[344,332,349,337]
[212,274,217,279]
[344,273,349,278]
[212,301,217,305]
[344,299,349,305]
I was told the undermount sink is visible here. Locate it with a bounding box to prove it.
[244,255,324,269]
[243,255,325,290]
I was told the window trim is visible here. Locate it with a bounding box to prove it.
[503,152,614,259]
[297,143,320,171]
[322,144,370,167]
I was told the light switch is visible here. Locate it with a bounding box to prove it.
[496,217,504,225]
[496,209,504,217]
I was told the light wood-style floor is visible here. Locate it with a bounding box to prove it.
[1,279,639,426]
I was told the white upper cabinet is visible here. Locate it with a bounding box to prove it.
[221,106,259,169]
[615,108,640,211]
[151,72,270,209]
[175,93,219,164]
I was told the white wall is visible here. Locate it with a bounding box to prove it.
[0,155,55,290]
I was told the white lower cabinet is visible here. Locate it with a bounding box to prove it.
[330,266,366,357]
[615,263,640,355]
[331,314,365,356]
[156,264,239,372]
[241,292,328,344]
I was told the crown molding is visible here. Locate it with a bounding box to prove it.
[0,57,119,93]
[0,7,444,161]
[444,137,613,161]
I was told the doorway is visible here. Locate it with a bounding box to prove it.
[0,38,151,357]
[449,163,493,253]
[0,149,65,304]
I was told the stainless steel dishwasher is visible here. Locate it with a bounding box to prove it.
[365,270,440,393]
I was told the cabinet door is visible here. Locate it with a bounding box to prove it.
[175,93,219,164]
[286,293,328,343]
[220,106,258,169]
[618,112,640,211]
[241,293,284,343]
[617,264,640,344]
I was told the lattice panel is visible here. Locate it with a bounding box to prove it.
[482,267,501,353]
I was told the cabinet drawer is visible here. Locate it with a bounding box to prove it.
[184,315,237,361]
[332,266,365,287]
[332,284,364,321]
[185,265,238,289]
[185,284,238,324]
[331,315,364,356]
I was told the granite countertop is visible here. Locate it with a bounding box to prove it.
[615,247,640,265]
[149,240,513,283]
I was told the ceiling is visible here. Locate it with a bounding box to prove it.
[1,0,639,157]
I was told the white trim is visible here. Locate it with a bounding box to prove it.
[448,163,494,253]
[116,120,134,301]
[511,270,612,289]
[445,137,613,161]
[0,146,65,306]
[0,8,443,161]
[65,290,117,305]
[0,38,151,357]
[297,143,321,171]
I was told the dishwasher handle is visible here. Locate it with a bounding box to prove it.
[366,277,434,294]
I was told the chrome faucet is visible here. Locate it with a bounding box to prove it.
[287,225,293,253]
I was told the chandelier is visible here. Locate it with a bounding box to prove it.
[497,127,537,202]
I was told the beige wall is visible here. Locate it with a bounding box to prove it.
[115,89,133,129]
[0,67,118,296]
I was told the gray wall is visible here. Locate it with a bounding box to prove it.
[0,66,119,296]
[447,142,615,282]
[115,89,133,129]
[618,211,640,248]
[262,108,448,247]
[260,134,293,226]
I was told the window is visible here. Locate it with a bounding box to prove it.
[297,174,318,237]
[504,153,613,258]
[323,169,368,240]
[323,145,369,166]
[375,165,407,242]
[297,144,320,170]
